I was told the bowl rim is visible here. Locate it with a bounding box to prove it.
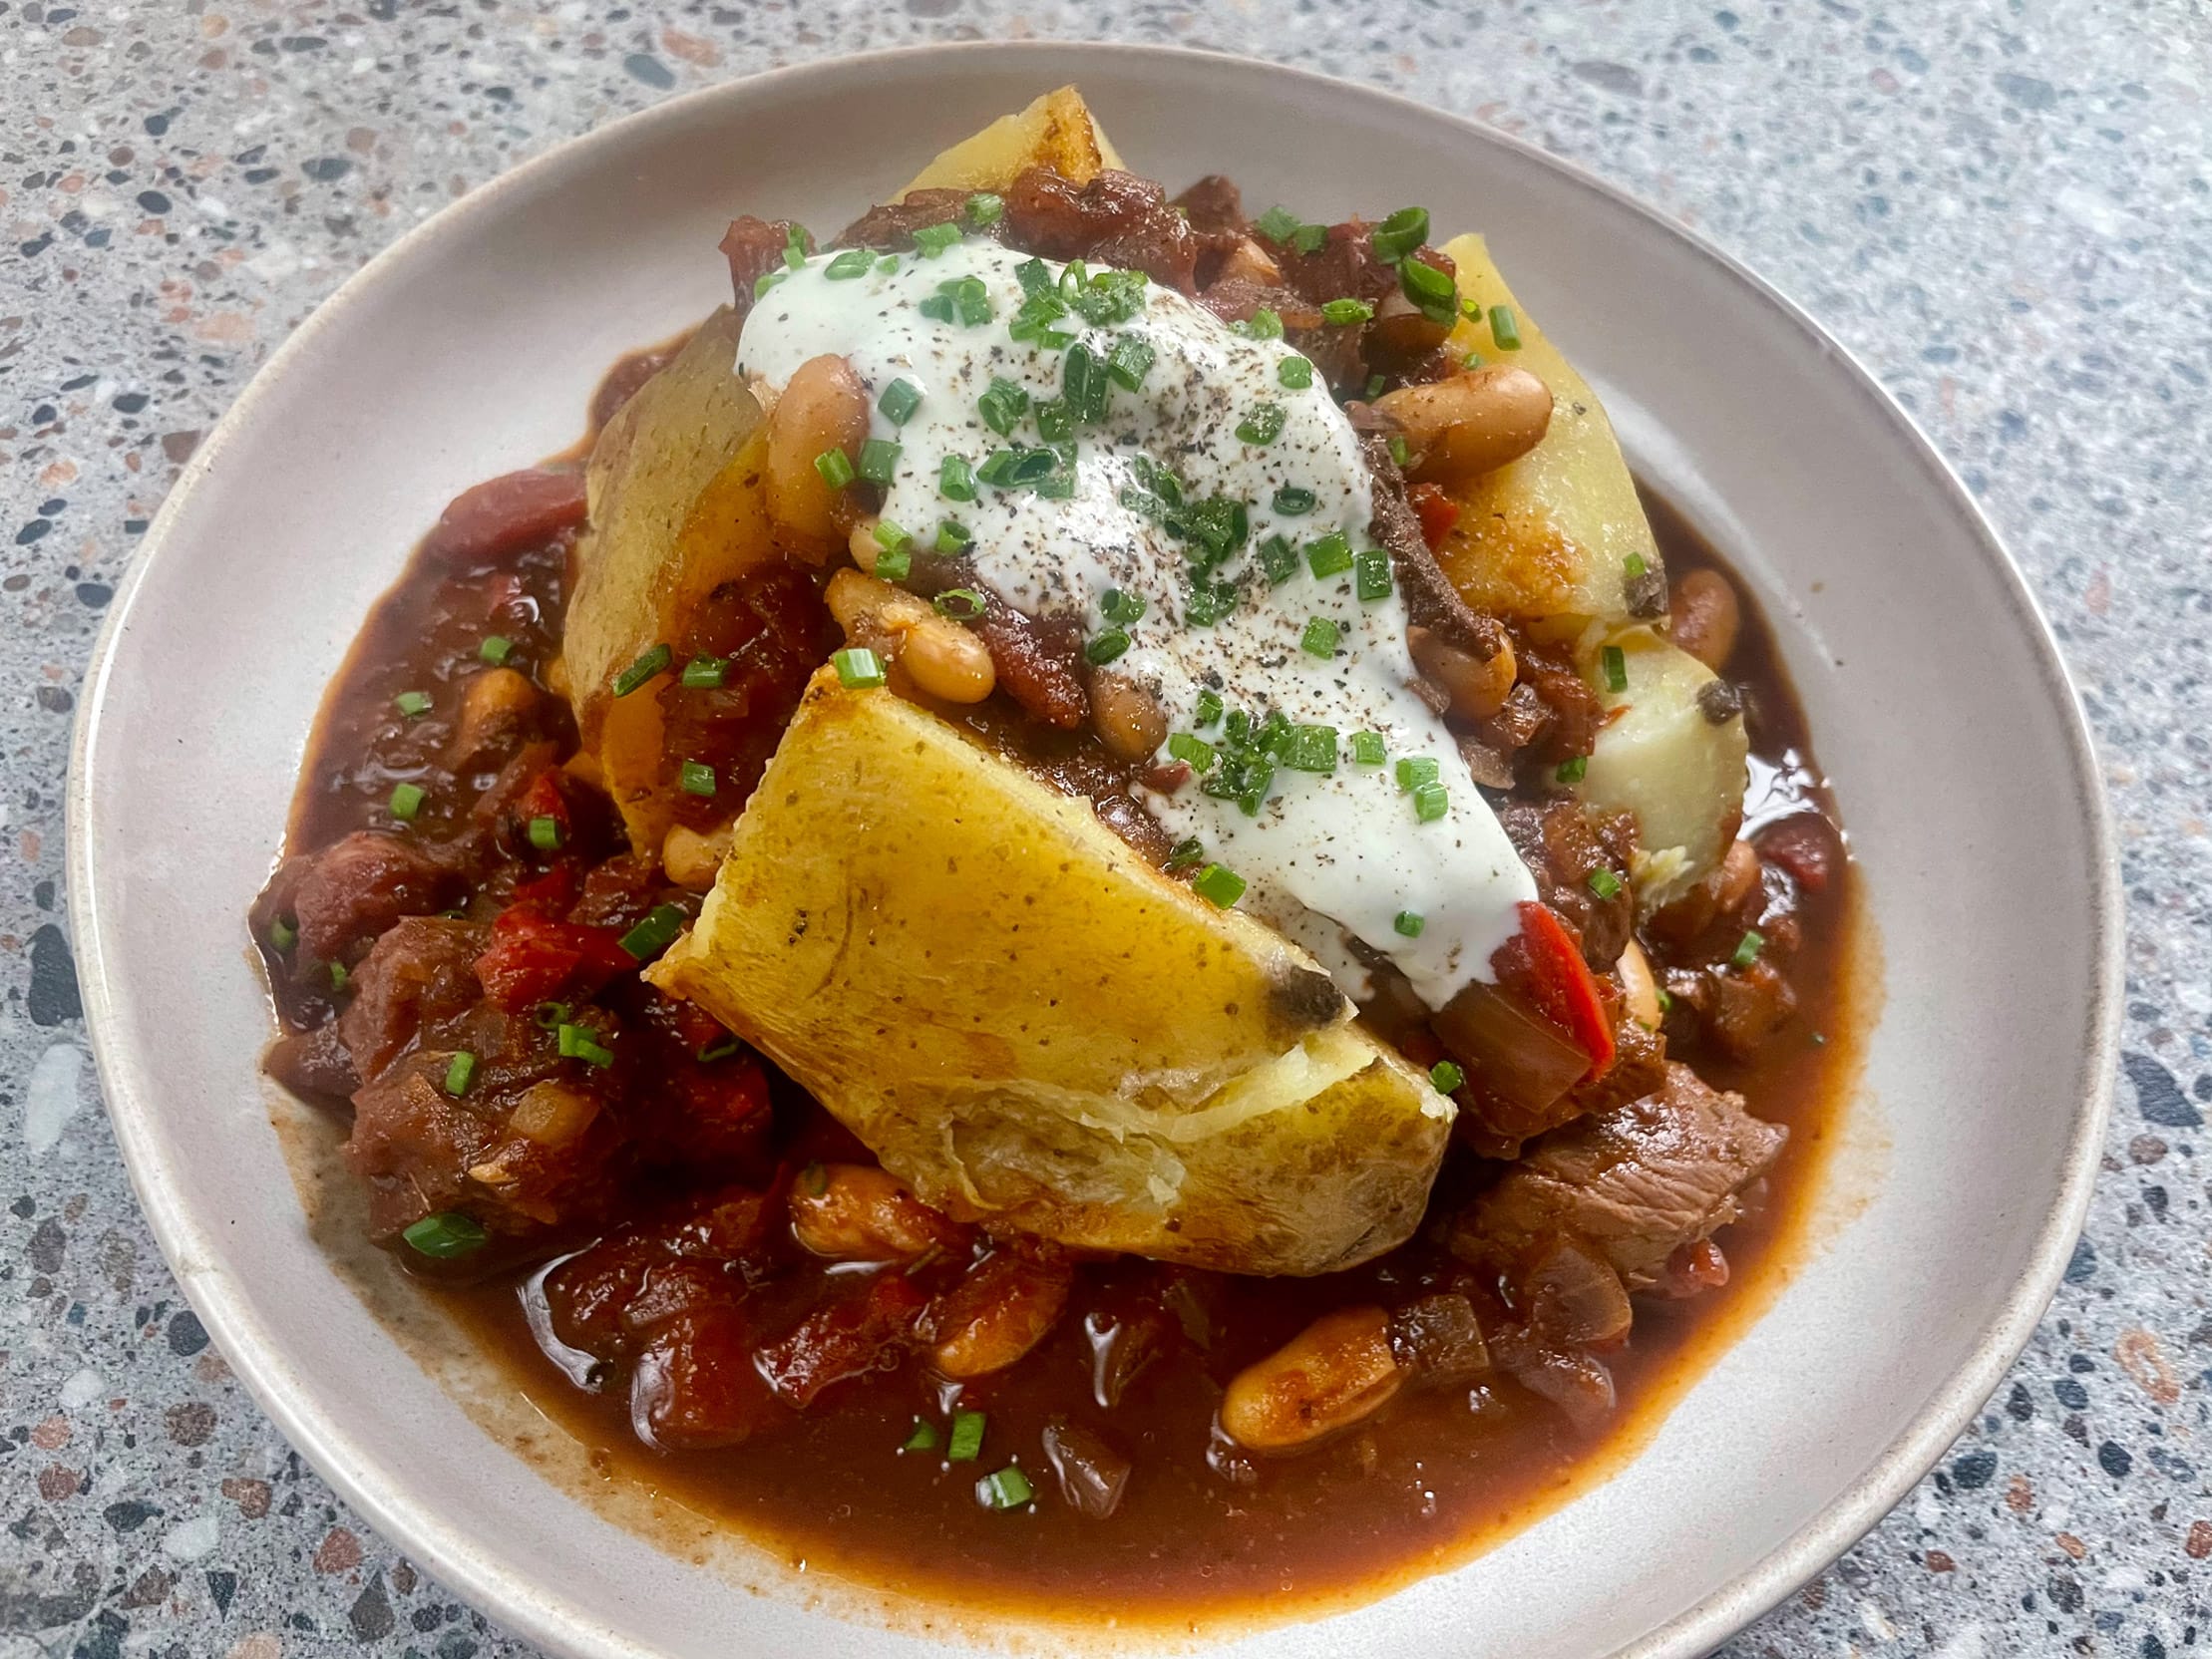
[65,38,2121,1659]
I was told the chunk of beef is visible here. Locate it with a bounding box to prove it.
[1497,800,1637,969]
[1172,173,1246,235]
[424,470,586,567]
[1360,432,1504,664]
[720,215,809,313]
[264,1023,358,1102]
[1196,278,1320,330]
[834,187,969,250]
[292,831,466,963]
[1001,166,1202,291]
[1451,1062,1785,1292]
[337,916,488,1083]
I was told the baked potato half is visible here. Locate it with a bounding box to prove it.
[647,668,1452,1277]
[563,306,772,849]
[1432,232,1664,633]
[898,85,1126,195]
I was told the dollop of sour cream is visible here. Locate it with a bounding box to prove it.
[738,237,1535,1010]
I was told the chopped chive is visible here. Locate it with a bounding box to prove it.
[1489,304,1522,351]
[879,378,922,426]
[1255,205,1302,243]
[1555,754,1589,785]
[388,782,426,822]
[1320,296,1375,326]
[1282,724,1337,773]
[535,1000,571,1031]
[1411,781,1450,822]
[815,447,856,489]
[1430,1060,1465,1094]
[1657,988,1675,1014]
[613,642,671,697]
[752,268,785,300]
[1291,221,1327,254]
[934,587,986,621]
[681,655,728,689]
[1354,547,1393,602]
[1194,688,1224,727]
[1237,307,1285,341]
[1278,355,1314,390]
[267,916,298,953]
[1257,533,1300,585]
[1299,616,1340,657]
[1100,587,1146,626]
[876,253,900,274]
[402,1211,487,1259]
[1396,756,1441,792]
[824,247,875,280]
[1624,552,1649,579]
[1164,836,1207,871]
[527,815,562,852]
[1350,731,1386,765]
[1034,397,1074,444]
[1272,485,1316,515]
[556,1023,615,1067]
[394,690,432,719]
[618,901,688,961]
[1588,868,1624,901]
[978,379,1029,437]
[1388,434,1411,469]
[946,1409,987,1463]
[1365,373,1388,401]
[873,524,913,581]
[938,454,977,501]
[782,223,808,269]
[902,1418,940,1454]
[1084,628,1131,666]
[912,221,962,258]
[1306,531,1354,578]
[1730,929,1765,969]
[1105,335,1155,391]
[328,961,350,994]
[1398,256,1458,325]
[1393,910,1426,938]
[1236,402,1287,446]
[697,1035,741,1062]
[679,760,717,799]
[832,646,887,689]
[964,191,1004,227]
[1370,205,1430,264]
[1462,350,1485,370]
[479,635,513,666]
[917,292,955,323]
[1192,862,1247,908]
[857,438,903,486]
[1602,645,1629,693]
[443,1050,477,1097]
[1167,732,1217,773]
[934,518,972,556]
[976,1466,1035,1510]
[949,275,992,326]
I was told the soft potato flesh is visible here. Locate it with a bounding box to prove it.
[1431,233,1662,633]
[1575,629,1748,903]
[648,668,1450,1277]
[564,306,772,848]
[899,86,1126,196]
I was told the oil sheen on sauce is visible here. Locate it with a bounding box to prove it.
[736,239,1536,1009]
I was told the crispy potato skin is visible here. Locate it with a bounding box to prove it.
[648,670,1449,1277]
[1429,233,1664,633]
[566,307,772,847]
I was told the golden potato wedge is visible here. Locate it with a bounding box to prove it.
[648,668,1450,1277]
[898,86,1127,195]
[1575,628,1748,903]
[564,306,774,847]
[1431,233,1663,632]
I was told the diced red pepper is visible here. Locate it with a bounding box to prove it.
[755,1271,927,1410]
[1407,482,1462,550]
[630,1304,777,1451]
[473,903,636,1012]
[1503,900,1617,1080]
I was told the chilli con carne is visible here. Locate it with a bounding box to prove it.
[252,115,1855,1612]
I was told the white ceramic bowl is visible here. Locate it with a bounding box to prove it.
[68,42,2117,1659]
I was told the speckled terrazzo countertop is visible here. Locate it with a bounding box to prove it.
[3,3,2206,1655]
